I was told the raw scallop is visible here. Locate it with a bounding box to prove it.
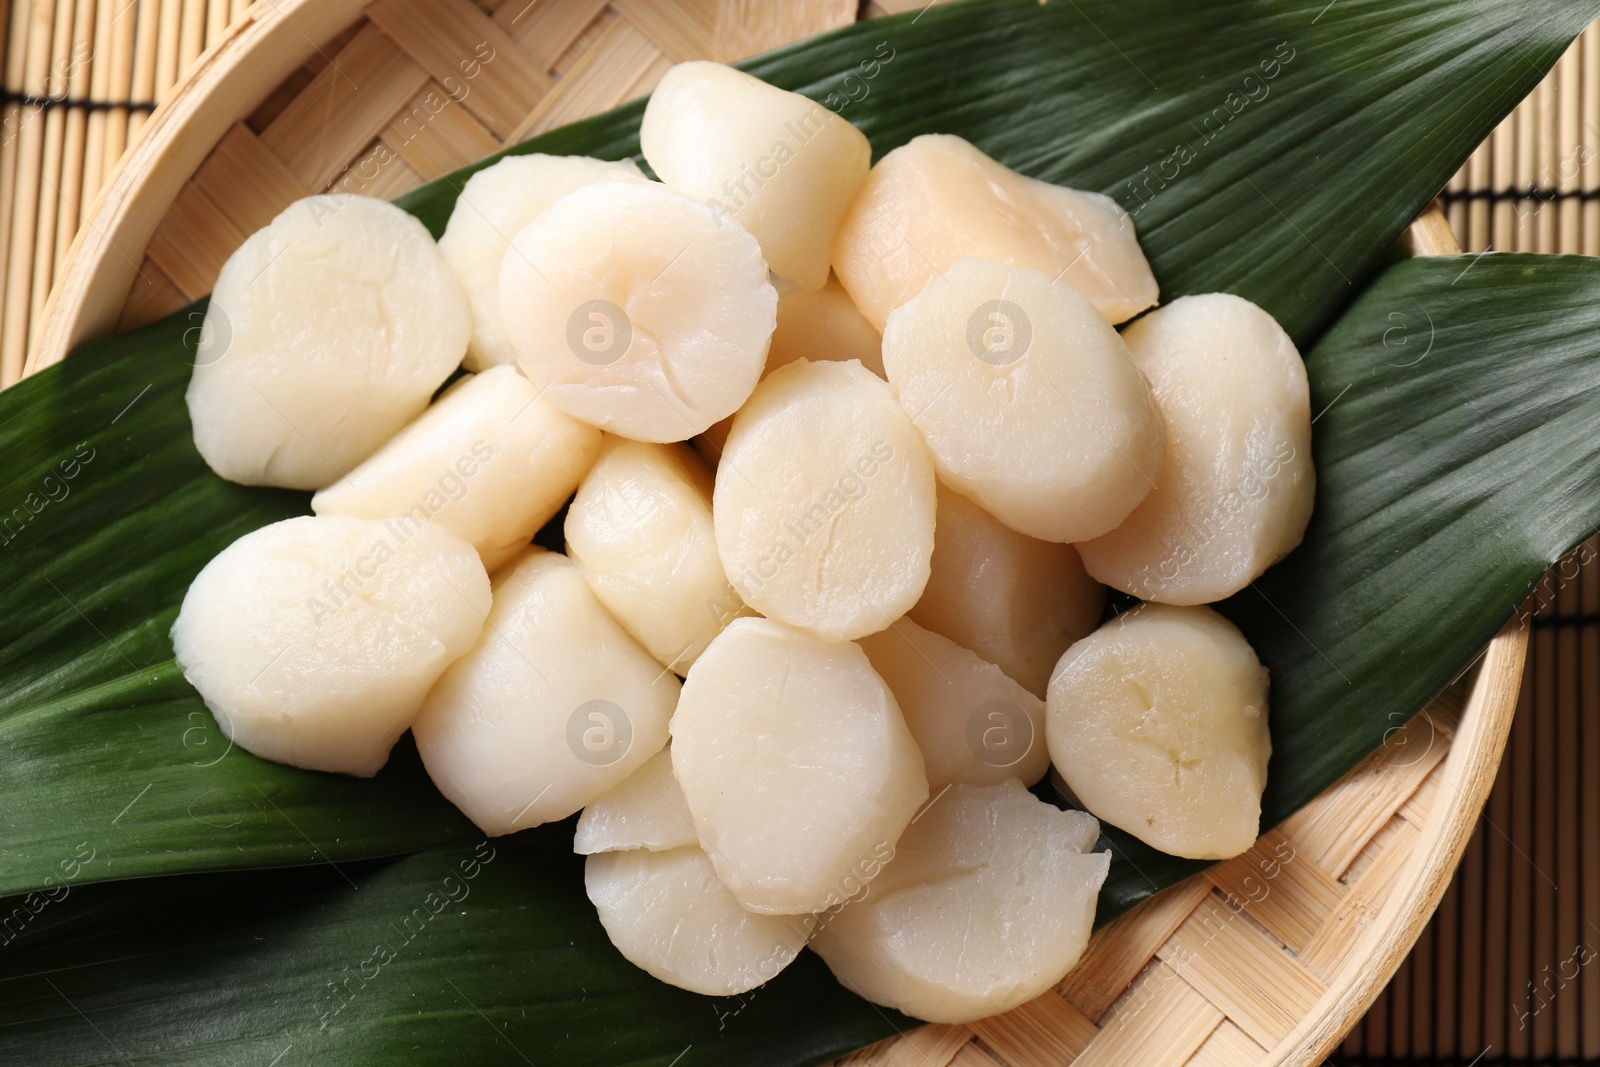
[574,748,698,855]
[1046,602,1271,860]
[833,134,1157,330]
[909,482,1104,697]
[697,275,882,464]
[171,514,489,777]
[413,549,679,835]
[313,366,601,572]
[714,359,936,641]
[586,845,814,996]
[810,779,1108,1023]
[881,257,1164,543]
[1077,294,1315,604]
[671,617,928,914]
[437,153,647,370]
[565,438,743,670]
[188,194,469,490]
[766,275,884,377]
[642,61,871,292]
[858,618,1050,789]
[500,180,777,442]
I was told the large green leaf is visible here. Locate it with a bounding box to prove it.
[0,828,909,1066]
[0,313,474,899]
[3,0,1591,903]
[2,0,1600,1061]
[7,254,1600,1065]
[1097,253,1600,916]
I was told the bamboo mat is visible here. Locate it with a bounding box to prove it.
[1335,32,1600,1067]
[0,0,249,383]
[1,4,1598,1065]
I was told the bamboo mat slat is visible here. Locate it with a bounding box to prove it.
[0,0,220,375]
[1,4,1598,1066]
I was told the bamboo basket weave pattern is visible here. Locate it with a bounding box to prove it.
[76,0,863,335]
[16,1,1538,1065]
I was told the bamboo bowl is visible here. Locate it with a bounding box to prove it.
[30,1,1528,1064]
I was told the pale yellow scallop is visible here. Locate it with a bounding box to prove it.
[565,438,744,671]
[671,617,928,915]
[858,618,1049,790]
[1077,293,1315,604]
[500,180,777,442]
[714,359,936,642]
[696,274,882,466]
[586,845,815,997]
[437,154,647,371]
[833,134,1157,330]
[171,515,489,777]
[413,549,680,836]
[1046,603,1271,861]
[574,748,698,855]
[810,779,1108,1024]
[881,258,1164,544]
[909,483,1104,698]
[188,194,469,489]
[641,61,871,292]
[766,274,884,376]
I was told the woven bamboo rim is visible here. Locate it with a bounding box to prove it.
[25,1,1527,1064]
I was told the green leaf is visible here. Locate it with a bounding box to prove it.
[3,0,1600,1061]
[0,829,910,1066]
[0,313,475,898]
[8,254,1600,1064]
[7,0,1591,902]
[1099,253,1600,917]
[1242,255,1600,820]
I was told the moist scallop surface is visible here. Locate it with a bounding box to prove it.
[810,779,1109,1024]
[500,180,777,443]
[1077,293,1316,605]
[313,366,601,573]
[187,194,470,490]
[171,514,490,777]
[882,257,1165,544]
[565,438,743,671]
[670,617,928,915]
[713,359,937,642]
[642,61,872,292]
[1046,602,1272,860]
[586,845,816,997]
[858,617,1050,790]
[833,133,1158,330]
[412,549,680,836]
[908,482,1105,697]
[437,153,648,371]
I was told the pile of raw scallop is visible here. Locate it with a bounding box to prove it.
[173,61,1313,1024]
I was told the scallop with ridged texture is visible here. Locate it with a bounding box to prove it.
[1047,602,1271,860]
[187,195,470,490]
[437,154,647,371]
[882,257,1165,544]
[500,181,777,442]
[1077,293,1315,605]
[810,779,1108,1024]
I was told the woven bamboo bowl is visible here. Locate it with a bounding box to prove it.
[29,1,1528,1064]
